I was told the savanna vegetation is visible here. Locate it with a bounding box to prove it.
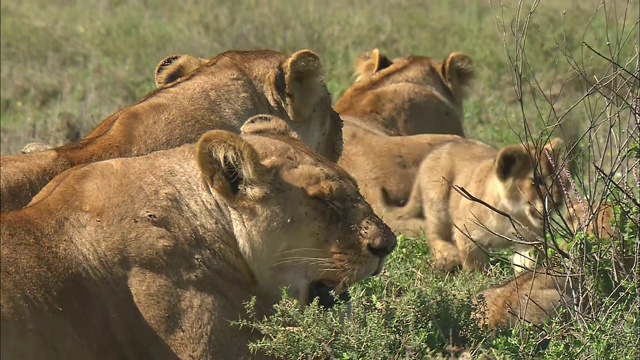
[1,0,638,358]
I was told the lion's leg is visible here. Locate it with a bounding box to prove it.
[379,184,427,236]
[423,180,461,271]
[383,215,426,237]
[456,231,490,272]
[427,235,461,271]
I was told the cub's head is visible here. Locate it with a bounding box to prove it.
[494,138,566,229]
[195,115,396,307]
[334,49,474,136]
[154,50,343,162]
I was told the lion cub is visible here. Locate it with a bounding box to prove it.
[389,137,565,272]
[473,268,577,329]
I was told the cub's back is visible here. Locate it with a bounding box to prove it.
[419,138,496,182]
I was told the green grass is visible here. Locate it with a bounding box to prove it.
[3,0,636,153]
[2,0,638,358]
[235,229,638,359]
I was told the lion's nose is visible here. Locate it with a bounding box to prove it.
[362,218,397,258]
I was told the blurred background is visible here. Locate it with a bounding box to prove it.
[2,0,636,155]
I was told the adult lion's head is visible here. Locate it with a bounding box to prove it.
[1,115,394,359]
[152,50,342,160]
[333,49,473,213]
[1,49,343,213]
[208,115,396,306]
[335,49,474,136]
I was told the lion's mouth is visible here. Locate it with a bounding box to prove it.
[306,281,351,309]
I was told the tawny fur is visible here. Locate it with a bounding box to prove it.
[385,137,566,272]
[334,49,474,214]
[473,268,577,329]
[0,119,395,360]
[566,201,636,274]
[336,49,473,137]
[1,49,343,212]
[566,201,619,239]
[338,129,463,215]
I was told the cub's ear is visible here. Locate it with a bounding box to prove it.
[540,137,568,183]
[543,137,564,155]
[495,145,530,181]
[195,130,267,201]
[240,114,299,139]
[354,48,393,80]
[155,54,207,88]
[440,52,474,101]
[540,137,565,169]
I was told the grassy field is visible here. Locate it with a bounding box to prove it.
[2,0,636,153]
[1,0,638,358]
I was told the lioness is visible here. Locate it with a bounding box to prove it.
[1,49,343,212]
[335,49,474,212]
[386,137,566,272]
[0,115,396,360]
[335,49,473,137]
[473,268,577,329]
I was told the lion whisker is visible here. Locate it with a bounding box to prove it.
[271,257,334,268]
[274,256,333,263]
[275,248,332,257]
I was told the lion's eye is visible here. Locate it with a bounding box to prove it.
[326,200,343,222]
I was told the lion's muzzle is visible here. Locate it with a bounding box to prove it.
[357,216,396,276]
[361,217,397,259]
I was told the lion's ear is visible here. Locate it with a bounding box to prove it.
[155,54,207,88]
[195,130,266,201]
[282,50,343,162]
[495,146,529,181]
[540,137,567,179]
[21,142,52,154]
[355,49,393,80]
[544,137,564,156]
[540,137,565,166]
[285,50,324,88]
[240,115,299,139]
[440,52,474,101]
[282,50,325,113]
